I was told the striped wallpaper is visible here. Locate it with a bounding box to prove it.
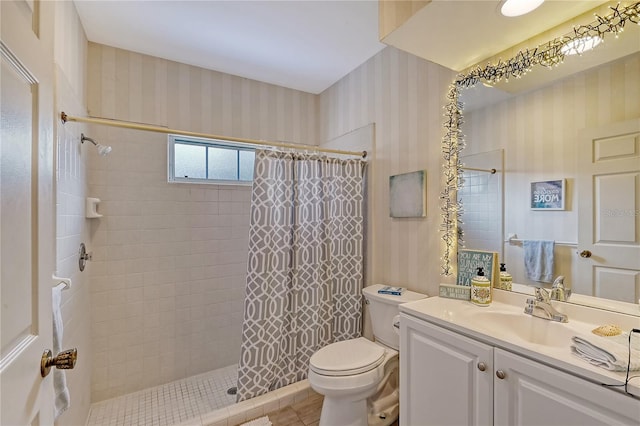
[320,47,639,297]
[87,42,318,145]
[319,47,456,295]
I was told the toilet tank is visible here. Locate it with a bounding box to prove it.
[363,284,427,350]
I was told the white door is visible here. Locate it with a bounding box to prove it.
[1,1,55,425]
[577,118,640,303]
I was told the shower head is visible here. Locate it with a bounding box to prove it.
[97,144,112,156]
[81,133,112,156]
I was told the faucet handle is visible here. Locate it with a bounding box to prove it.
[551,275,566,289]
[534,287,550,303]
[524,300,534,315]
[550,276,571,301]
[550,287,571,301]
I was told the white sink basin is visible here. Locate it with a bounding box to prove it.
[460,310,579,348]
[410,299,596,349]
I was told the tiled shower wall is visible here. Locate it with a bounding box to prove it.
[53,2,92,425]
[86,43,318,401]
[458,150,503,257]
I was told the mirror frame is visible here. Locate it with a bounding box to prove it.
[440,1,640,276]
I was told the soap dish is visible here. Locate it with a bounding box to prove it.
[591,324,622,337]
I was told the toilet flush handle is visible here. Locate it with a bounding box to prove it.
[392,315,401,334]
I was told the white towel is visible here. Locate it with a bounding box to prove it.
[52,286,70,418]
[571,333,640,372]
[523,240,555,283]
[241,416,272,426]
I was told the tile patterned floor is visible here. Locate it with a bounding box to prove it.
[260,393,399,426]
[87,365,400,426]
[262,392,323,426]
[86,364,238,426]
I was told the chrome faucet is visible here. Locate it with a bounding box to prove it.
[524,287,568,323]
[549,276,571,301]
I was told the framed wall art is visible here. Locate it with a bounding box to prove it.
[530,179,565,210]
[389,170,426,218]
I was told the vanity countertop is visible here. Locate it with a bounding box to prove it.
[399,291,640,398]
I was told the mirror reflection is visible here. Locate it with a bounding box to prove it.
[457,8,639,311]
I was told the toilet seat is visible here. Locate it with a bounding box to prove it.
[309,337,386,377]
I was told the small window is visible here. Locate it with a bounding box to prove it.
[168,135,256,185]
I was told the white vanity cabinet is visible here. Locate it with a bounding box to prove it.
[400,313,640,426]
[494,348,640,425]
[400,314,493,425]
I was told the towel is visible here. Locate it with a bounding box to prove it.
[52,285,70,418]
[523,240,555,283]
[571,333,640,372]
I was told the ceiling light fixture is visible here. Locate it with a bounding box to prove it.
[560,35,603,56]
[501,0,545,17]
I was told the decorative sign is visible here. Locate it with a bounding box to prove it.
[439,283,471,300]
[389,170,426,218]
[530,179,566,210]
[456,249,498,288]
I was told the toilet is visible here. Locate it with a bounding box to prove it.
[308,284,427,426]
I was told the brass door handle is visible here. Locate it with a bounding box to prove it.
[579,250,592,258]
[41,348,77,378]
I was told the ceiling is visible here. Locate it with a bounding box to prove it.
[74,1,623,95]
[383,0,609,72]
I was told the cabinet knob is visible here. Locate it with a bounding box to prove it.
[496,370,506,380]
[477,362,487,371]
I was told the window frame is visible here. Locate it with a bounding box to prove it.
[168,134,256,186]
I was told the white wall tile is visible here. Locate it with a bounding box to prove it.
[87,43,314,400]
[53,2,93,424]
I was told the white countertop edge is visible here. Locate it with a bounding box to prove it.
[399,295,640,399]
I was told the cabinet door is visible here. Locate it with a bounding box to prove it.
[494,348,640,426]
[400,314,493,426]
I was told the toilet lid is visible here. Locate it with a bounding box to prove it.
[309,337,386,376]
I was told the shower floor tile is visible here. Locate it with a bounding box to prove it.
[86,364,238,426]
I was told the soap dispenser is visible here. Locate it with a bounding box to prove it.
[471,267,492,306]
[499,263,512,291]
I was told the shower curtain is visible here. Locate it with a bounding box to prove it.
[236,149,367,402]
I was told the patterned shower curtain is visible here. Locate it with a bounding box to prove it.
[236,149,367,402]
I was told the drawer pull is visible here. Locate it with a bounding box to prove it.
[496,370,506,380]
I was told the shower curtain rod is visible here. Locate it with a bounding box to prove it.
[461,167,497,174]
[60,112,367,158]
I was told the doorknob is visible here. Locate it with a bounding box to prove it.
[41,348,77,378]
[579,250,592,258]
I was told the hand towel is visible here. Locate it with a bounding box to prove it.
[52,285,70,418]
[571,333,640,372]
[523,240,555,283]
